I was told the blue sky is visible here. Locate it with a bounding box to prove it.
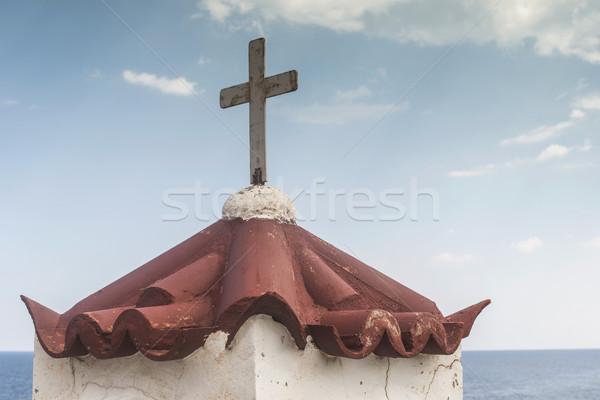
[1,1,599,351]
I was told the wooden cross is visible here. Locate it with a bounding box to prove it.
[220,38,298,185]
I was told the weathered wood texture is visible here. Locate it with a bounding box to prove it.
[220,38,298,185]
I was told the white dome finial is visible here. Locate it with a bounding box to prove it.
[222,186,296,224]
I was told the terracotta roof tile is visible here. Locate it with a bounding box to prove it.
[22,218,489,361]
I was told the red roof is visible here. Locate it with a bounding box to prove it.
[22,218,489,361]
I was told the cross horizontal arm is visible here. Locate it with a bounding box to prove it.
[264,70,298,98]
[220,82,250,109]
[220,70,297,109]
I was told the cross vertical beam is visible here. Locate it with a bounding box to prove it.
[249,39,266,185]
[220,38,298,185]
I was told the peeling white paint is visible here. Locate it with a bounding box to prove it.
[221,185,296,224]
[32,315,462,399]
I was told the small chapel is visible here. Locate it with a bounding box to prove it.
[23,38,489,400]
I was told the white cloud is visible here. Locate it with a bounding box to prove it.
[574,93,600,110]
[430,252,475,267]
[123,70,198,96]
[501,101,592,146]
[197,56,210,65]
[511,236,543,253]
[501,120,574,145]
[333,86,371,103]
[536,144,571,161]
[447,163,497,178]
[448,158,533,178]
[89,69,102,79]
[563,162,594,169]
[203,0,233,22]
[203,0,395,31]
[579,139,592,152]
[570,109,585,119]
[536,139,591,162]
[582,236,600,248]
[556,78,589,100]
[375,67,387,78]
[281,101,405,125]
[2,99,19,106]
[367,67,388,83]
[280,83,405,125]
[198,0,600,64]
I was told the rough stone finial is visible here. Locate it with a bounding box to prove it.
[222,185,296,224]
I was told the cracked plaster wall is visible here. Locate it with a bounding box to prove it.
[32,315,462,400]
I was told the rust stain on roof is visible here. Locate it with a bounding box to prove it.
[22,218,489,361]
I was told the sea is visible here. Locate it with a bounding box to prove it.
[0,349,598,399]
